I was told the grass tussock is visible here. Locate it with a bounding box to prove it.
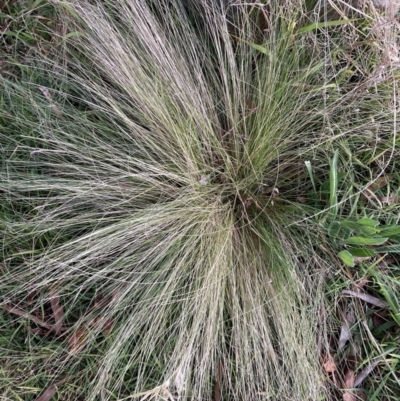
[1,0,399,400]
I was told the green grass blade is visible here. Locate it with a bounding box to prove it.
[375,244,400,253]
[297,19,359,34]
[305,160,317,193]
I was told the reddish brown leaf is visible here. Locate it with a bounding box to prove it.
[3,303,53,331]
[34,378,71,401]
[361,176,390,206]
[93,296,111,309]
[93,289,121,309]
[343,393,356,401]
[355,361,380,387]
[323,357,336,373]
[344,369,355,387]
[3,303,68,334]
[50,294,64,336]
[38,86,63,118]
[354,390,367,400]
[366,176,389,193]
[38,86,53,101]
[90,316,114,335]
[27,290,37,306]
[24,327,47,336]
[35,386,56,401]
[101,318,114,335]
[68,328,89,354]
[354,277,369,290]
[353,256,372,265]
[343,370,356,401]
[243,97,258,119]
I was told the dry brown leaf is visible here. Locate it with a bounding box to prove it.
[355,391,367,401]
[51,104,63,119]
[27,290,37,306]
[343,369,356,401]
[94,297,111,309]
[343,392,356,401]
[338,322,352,351]
[101,318,114,335]
[354,361,380,387]
[372,309,390,330]
[378,193,400,205]
[323,358,336,373]
[361,176,389,206]
[3,303,67,333]
[34,386,56,401]
[368,176,388,192]
[245,97,257,113]
[353,256,372,265]
[34,377,71,401]
[296,195,307,203]
[342,290,389,308]
[50,294,64,336]
[90,316,114,335]
[378,257,396,268]
[93,289,121,309]
[344,370,355,387]
[24,327,47,336]
[38,86,63,118]
[68,328,89,354]
[354,277,369,289]
[338,308,355,351]
[38,86,53,101]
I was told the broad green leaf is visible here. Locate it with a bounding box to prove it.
[344,236,388,246]
[358,217,380,227]
[349,248,376,257]
[359,225,381,236]
[340,220,362,232]
[328,221,341,239]
[340,219,380,235]
[338,250,355,267]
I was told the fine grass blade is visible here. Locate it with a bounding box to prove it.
[329,149,339,219]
